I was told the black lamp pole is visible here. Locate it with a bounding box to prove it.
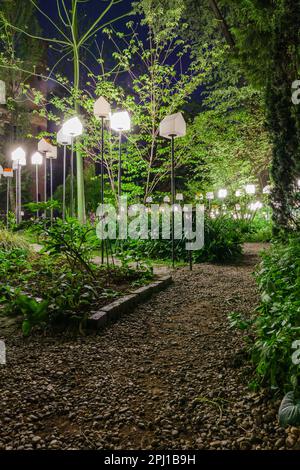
[62,144,67,221]
[70,137,74,218]
[101,116,105,264]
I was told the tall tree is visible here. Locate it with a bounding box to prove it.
[1,0,131,223]
[0,0,42,213]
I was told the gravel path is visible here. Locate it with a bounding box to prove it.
[0,243,297,450]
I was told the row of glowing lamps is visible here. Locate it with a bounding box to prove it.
[1,99,133,223]
[1,97,189,227]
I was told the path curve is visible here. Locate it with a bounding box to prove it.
[0,243,292,450]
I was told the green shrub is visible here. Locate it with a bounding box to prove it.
[120,215,243,264]
[193,216,243,263]
[236,216,273,243]
[32,218,99,278]
[0,228,29,251]
[251,237,300,392]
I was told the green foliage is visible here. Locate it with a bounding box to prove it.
[236,216,273,243]
[278,392,300,428]
[25,200,61,214]
[0,237,152,335]
[15,294,49,337]
[250,237,300,391]
[228,311,253,331]
[0,228,29,251]
[32,219,99,278]
[120,215,242,264]
[193,216,242,263]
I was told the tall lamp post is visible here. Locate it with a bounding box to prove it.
[2,168,13,226]
[57,129,72,221]
[46,145,58,222]
[38,138,53,218]
[93,97,111,264]
[111,111,131,199]
[62,117,83,218]
[31,152,43,218]
[159,112,186,268]
[12,147,26,224]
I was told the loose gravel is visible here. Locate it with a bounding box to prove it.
[0,243,299,450]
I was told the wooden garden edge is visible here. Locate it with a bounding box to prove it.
[87,275,173,330]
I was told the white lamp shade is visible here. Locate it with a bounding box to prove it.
[111,111,131,132]
[3,168,13,178]
[46,145,58,159]
[62,116,83,137]
[263,185,271,194]
[31,152,43,165]
[206,192,214,200]
[218,189,227,199]
[159,112,186,139]
[0,80,6,105]
[176,193,184,201]
[12,147,26,161]
[19,156,26,166]
[38,138,52,153]
[245,184,256,195]
[57,128,72,145]
[94,96,111,119]
[163,196,170,203]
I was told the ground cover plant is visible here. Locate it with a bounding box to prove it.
[0,225,153,336]
[120,215,243,264]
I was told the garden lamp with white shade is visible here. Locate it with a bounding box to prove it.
[111,111,131,199]
[31,152,43,217]
[62,117,83,218]
[218,188,228,199]
[46,145,58,222]
[93,97,111,264]
[263,185,271,195]
[176,193,184,202]
[245,184,256,195]
[38,138,53,217]
[57,128,72,221]
[12,147,26,224]
[159,112,186,268]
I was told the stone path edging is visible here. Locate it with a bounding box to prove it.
[87,275,173,330]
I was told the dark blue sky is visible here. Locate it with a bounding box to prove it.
[38,0,134,86]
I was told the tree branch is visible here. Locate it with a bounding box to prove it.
[208,0,235,48]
